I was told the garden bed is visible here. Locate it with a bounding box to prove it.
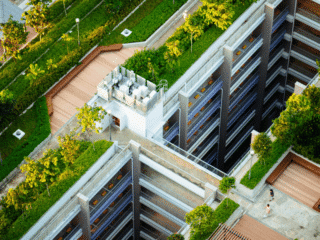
[0,140,113,240]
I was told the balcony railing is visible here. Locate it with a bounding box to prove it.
[296,8,320,27]
[187,98,221,139]
[266,62,282,87]
[270,26,287,52]
[141,225,168,240]
[64,225,81,240]
[289,62,316,81]
[202,146,218,165]
[90,171,132,224]
[192,128,219,156]
[263,99,279,119]
[232,34,262,66]
[229,73,259,111]
[188,78,222,121]
[91,190,133,240]
[290,45,318,68]
[294,27,320,47]
[272,7,289,33]
[225,124,254,161]
[264,82,281,104]
[164,122,179,142]
[268,44,285,70]
[227,91,257,128]
[226,109,255,145]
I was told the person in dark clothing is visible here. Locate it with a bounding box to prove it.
[270,189,274,201]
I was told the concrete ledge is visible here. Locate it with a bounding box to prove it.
[122,42,147,48]
[225,206,244,227]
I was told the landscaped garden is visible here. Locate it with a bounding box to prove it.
[0,102,112,239]
[240,83,320,189]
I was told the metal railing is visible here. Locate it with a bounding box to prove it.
[152,137,228,179]
[297,8,320,25]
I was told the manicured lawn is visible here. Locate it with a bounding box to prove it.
[0,107,37,159]
[100,0,188,45]
[3,140,113,240]
[240,139,290,189]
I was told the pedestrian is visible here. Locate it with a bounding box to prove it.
[269,189,274,201]
[263,204,271,218]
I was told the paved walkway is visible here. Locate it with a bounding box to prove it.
[50,47,144,134]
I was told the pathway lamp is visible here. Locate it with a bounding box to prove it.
[75,18,80,46]
[249,150,255,180]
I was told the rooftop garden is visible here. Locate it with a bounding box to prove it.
[240,83,320,189]
[0,0,187,133]
[122,0,256,88]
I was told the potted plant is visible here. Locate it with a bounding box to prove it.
[101,190,107,196]
[66,227,72,233]
[93,200,98,205]
[167,233,184,240]
[103,208,109,214]
[108,183,114,189]
[117,174,122,180]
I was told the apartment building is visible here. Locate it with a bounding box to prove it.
[146,0,320,173]
[21,140,218,240]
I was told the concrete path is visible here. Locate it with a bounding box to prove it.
[50,47,144,134]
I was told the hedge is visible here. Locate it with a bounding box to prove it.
[0,96,51,183]
[2,140,113,240]
[240,139,290,189]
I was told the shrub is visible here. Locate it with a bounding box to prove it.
[167,233,185,240]
[219,176,236,194]
[251,132,272,165]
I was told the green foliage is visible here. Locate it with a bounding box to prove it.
[2,140,112,240]
[105,0,123,15]
[0,97,51,183]
[167,233,185,240]
[219,176,236,194]
[76,103,106,134]
[251,132,272,164]
[26,63,45,86]
[0,89,15,121]
[22,2,49,41]
[185,199,239,240]
[271,85,320,162]
[240,139,290,189]
[57,129,81,166]
[0,15,28,61]
[185,204,215,239]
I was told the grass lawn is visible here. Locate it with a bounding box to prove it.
[240,139,290,189]
[0,107,37,159]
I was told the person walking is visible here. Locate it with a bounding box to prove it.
[269,189,274,201]
[263,204,271,218]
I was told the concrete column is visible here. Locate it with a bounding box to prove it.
[254,3,274,131]
[251,130,260,146]
[217,46,233,171]
[294,81,306,95]
[129,140,141,240]
[77,193,91,239]
[178,91,189,150]
[204,183,217,205]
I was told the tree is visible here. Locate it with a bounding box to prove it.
[22,2,49,41]
[26,63,45,86]
[198,1,234,30]
[57,129,81,166]
[165,39,183,58]
[219,176,236,207]
[185,204,215,240]
[28,0,52,5]
[0,89,15,122]
[251,132,272,165]
[21,149,63,197]
[183,14,204,53]
[0,15,28,62]
[76,103,107,150]
[167,233,184,240]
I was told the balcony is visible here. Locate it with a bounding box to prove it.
[232,34,263,67]
[296,8,320,31]
[187,97,221,139]
[188,77,222,121]
[90,171,132,224]
[225,124,254,161]
[266,61,283,87]
[272,7,289,33]
[290,45,318,69]
[293,27,320,51]
[140,223,168,240]
[202,145,218,165]
[96,206,132,240]
[104,221,133,240]
[268,44,285,70]
[230,54,261,94]
[263,98,279,120]
[91,190,133,240]
[226,109,255,146]
[264,82,281,104]
[288,62,316,84]
[187,115,219,151]
[194,129,219,159]
[270,25,287,52]
[227,91,257,129]
[163,122,179,143]
[229,73,259,111]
